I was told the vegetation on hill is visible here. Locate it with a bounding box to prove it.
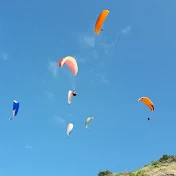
[98,154,176,176]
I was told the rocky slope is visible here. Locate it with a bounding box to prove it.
[98,155,176,176]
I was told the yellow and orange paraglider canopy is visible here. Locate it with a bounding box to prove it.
[94,10,109,34]
[138,97,154,112]
[58,56,78,90]
[58,56,78,76]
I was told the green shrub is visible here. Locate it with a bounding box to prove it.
[151,161,160,168]
[129,173,136,176]
[128,170,146,176]
[159,154,172,162]
[135,170,146,176]
[98,170,113,176]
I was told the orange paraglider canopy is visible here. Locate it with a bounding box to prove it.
[94,10,109,34]
[58,56,78,76]
[138,97,154,112]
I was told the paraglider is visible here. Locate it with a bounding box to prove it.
[59,56,79,104]
[58,56,78,91]
[85,116,94,131]
[68,90,79,105]
[9,100,19,120]
[66,123,74,138]
[94,10,109,34]
[138,97,154,120]
[148,117,151,121]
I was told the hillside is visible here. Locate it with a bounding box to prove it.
[98,155,176,176]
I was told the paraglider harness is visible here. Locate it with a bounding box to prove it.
[72,90,78,96]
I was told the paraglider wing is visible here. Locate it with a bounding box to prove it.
[58,56,78,76]
[138,97,154,112]
[85,117,94,129]
[94,10,109,34]
[68,90,73,104]
[13,100,19,117]
[67,123,74,137]
[58,56,78,91]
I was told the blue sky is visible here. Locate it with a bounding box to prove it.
[0,0,176,175]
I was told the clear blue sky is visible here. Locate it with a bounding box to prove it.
[0,0,175,175]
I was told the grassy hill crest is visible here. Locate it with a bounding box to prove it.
[98,154,176,176]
